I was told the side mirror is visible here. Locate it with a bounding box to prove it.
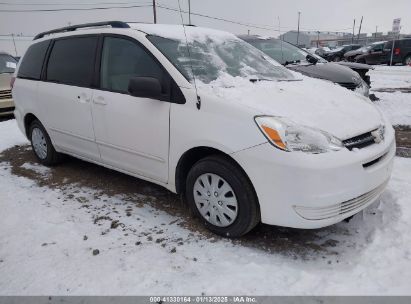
[128,77,164,100]
[306,54,319,65]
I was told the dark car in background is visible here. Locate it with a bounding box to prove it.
[239,36,370,96]
[344,41,386,62]
[322,44,362,62]
[383,39,411,65]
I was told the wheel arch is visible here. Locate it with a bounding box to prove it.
[24,113,40,139]
[174,146,258,201]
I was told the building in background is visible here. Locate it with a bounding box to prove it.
[280,30,411,48]
[279,30,351,48]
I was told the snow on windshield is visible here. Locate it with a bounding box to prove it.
[141,25,294,84]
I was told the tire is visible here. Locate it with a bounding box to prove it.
[29,120,63,166]
[404,55,411,66]
[333,56,341,62]
[186,155,260,237]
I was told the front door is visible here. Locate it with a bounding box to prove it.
[91,36,171,183]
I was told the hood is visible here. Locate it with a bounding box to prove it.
[0,73,12,91]
[344,49,364,58]
[199,74,382,140]
[337,61,373,71]
[287,62,362,84]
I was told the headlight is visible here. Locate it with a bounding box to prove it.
[255,116,344,154]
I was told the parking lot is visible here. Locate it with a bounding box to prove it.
[0,65,410,295]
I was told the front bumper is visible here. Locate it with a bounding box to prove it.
[232,125,395,229]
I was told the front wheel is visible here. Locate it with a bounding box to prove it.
[186,155,260,237]
[29,120,63,166]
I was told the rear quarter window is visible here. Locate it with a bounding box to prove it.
[17,40,50,80]
[46,36,98,87]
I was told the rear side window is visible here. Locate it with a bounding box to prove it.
[17,40,50,80]
[46,36,97,87]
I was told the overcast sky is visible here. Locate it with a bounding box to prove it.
[0,0,409,55]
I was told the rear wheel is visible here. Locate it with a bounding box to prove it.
[404,55,411,66]
[186,155,260,237]
[29,120,63,166]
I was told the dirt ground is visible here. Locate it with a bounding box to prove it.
[395,125,411,158]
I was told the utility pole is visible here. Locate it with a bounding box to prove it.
[11,34,18,57]
[352,19,356,44]
[247,29,250,36]
[357,16,363,43]
[296,11,301,46]
[152,0,157,24]
[375,26,378,39]
[188,0,191,25]
[317,31,320,48]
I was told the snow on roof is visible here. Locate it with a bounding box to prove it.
[128,23,238,43]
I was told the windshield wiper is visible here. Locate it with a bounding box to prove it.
[284,60,301,66]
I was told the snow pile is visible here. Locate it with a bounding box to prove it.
[374,92,411,126]
[369,66,411,126]
[0,119,27,151]
[370,66,411,89]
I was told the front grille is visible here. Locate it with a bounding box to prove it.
[343,131,376,150]
[293,180,388,221]
[337,82,358,91]
[0,89,12,100]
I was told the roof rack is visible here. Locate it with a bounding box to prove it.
[33,21,130,40]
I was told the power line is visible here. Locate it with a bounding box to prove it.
[156,3,354,34]
[156,3,278,31]
[0,1,147,5]
[0,3,152,12]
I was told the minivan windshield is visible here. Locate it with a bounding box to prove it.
[0,54,17,74]
[146,28,294,84]
[243,38,327,65]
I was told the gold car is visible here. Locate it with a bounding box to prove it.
[0,52,17,117]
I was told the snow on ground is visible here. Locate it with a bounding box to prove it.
[0,119,411,295]
[370,66,411,89]
[369,66,411,126]
[20,162,51,177]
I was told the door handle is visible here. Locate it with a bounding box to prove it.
[93,96,107,106]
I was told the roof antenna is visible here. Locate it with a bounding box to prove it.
[278,16,284,65]
[177,0,201,110]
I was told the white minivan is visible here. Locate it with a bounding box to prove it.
[12,22,395,237]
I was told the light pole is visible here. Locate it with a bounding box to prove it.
[152,0,157,24]
[188,0,191,25]
[11,34,18,57]
[296,12,301,46]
